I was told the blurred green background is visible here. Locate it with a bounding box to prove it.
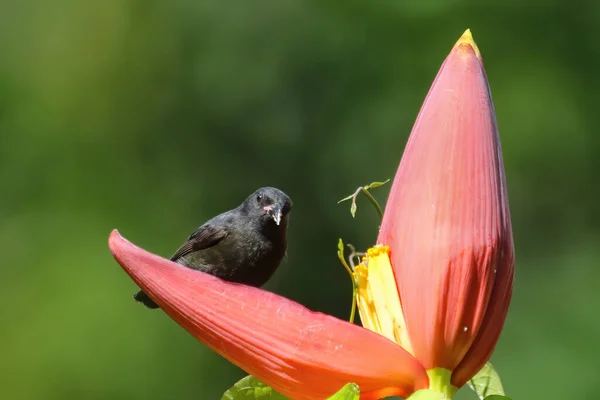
[1,0,598,399]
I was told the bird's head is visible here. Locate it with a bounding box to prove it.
[243,187,292,226]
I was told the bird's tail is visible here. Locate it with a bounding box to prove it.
[133,290,160,309]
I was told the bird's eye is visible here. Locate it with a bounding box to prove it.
[256,194,263,203]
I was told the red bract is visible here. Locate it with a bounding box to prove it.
[109,231,428,399]
[376,30,514,386]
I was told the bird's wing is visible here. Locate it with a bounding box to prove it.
[170,224,228,261]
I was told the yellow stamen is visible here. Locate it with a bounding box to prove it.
[354,245,414,355]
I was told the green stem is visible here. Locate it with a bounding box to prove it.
[360,187,384,222]
[349,284,357,324]
[337,239,353,277]
[338,251,354,278]
[426,368,458,400]
[336,239,358,323]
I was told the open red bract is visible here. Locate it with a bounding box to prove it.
[109,230,428,399]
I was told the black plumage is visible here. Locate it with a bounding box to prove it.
[134,187,292,309]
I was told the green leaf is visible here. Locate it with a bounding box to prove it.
[337,193,355,203]
[337,178,389,219]
[483,396,512,400]
[222,378,360,400]
[406,389,445,400]
[337,189,359,218]
[365,179,390,189]
[467,363,506,399]
[349,201,357,218]
[221,375,288,400]
[326,383,360,399]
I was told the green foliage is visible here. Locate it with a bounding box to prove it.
[326,383,360,399]
[221,376,287,400]
[338,179,390,219]
[467,363,506,399]
[221,377,358,400]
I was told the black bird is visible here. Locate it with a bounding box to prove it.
[133,187,292,309]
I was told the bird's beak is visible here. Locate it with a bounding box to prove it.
[271,203,283,226]
[264,204,283,225]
